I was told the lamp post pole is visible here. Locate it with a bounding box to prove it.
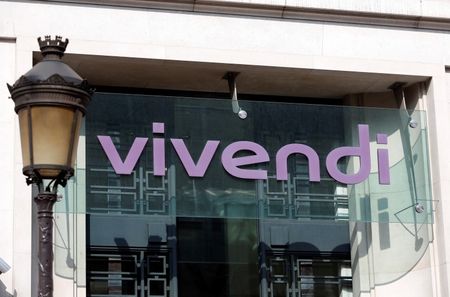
[35,192,58,296]
[7,35,92,297]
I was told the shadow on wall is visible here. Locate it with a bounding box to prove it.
[0,281,15,297]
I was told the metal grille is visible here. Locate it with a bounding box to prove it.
[88,253,138,297]
[87,250,170,297]
[147,255,169,297]
[87,167,169,215]
[267,255,352,297]
[263,174,348,221]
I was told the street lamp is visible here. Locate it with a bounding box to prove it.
[7,36,92,297]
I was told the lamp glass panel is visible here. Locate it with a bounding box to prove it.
[17,108,31,167]
[31,106,76,178]
[70,111,83,168]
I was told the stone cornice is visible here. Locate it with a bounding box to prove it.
[26,0,450,31]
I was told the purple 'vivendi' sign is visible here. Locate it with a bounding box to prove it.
[97,123,390,185]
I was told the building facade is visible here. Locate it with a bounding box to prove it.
[1,1,450,296]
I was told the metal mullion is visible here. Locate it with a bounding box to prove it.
[294,177,336,182]
[287,173,293,219]
[90,271,137,276]
[295,197,336,202]
[140,251,145,297]
[297,214,337,219]
[89,276,136,280]
[91,295,135,297]
[294,193,347,198]
[89,168,137,190]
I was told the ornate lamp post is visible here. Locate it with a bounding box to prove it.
[7,36,92,297]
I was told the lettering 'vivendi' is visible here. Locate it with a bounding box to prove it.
[97,123,390,185]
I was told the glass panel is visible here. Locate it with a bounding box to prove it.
[63,93,432,223]
[177,217,259,297]
[70,111,83,168]
[300,261,339,277]
[298,259,352,297]
[89,279,108,294]
[17,108,30,167]
[89,278,135,295]
[53,92,434,296]
[76,93,432,223]
[31,106,75,177]
[87,252,138,296]
[271,260,286,277]
[88,255,136,273]
[271,282,287,297]
[148,256,165,275]
[300,283,339,297]
[268,198,286,217]
[148,279,166,297]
